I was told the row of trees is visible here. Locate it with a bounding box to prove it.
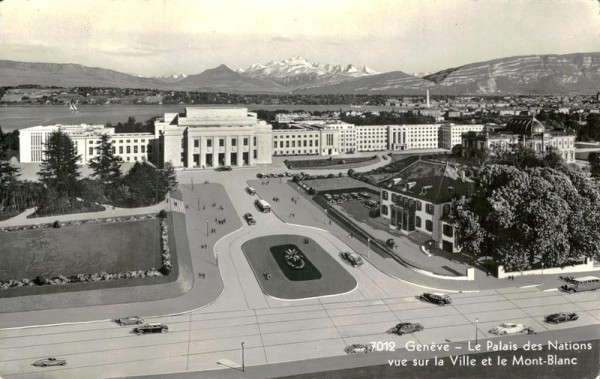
[0,130,177,219]
[449,148,600,271]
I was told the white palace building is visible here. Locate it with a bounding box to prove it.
[18,107,575,169]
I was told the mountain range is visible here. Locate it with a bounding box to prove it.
[1,52,599,95]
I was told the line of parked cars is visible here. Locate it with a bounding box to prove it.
[324,192,372,205]
[32,317,170,368]
[343,291,583,354]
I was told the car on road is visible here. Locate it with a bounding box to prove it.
[244,213,256,225]
[560,276,600,293]
[390,322,424,335]
[345,343,374,354]
[545,312,579,324]
[216,165,232,171]
[132,323,169,335]
[340,251,364,267]
[488,322,529,335]
[32,358,66,367]
[419,293,452,306]
[115,316,144,326]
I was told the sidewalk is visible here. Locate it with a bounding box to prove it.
[0,200,168,228]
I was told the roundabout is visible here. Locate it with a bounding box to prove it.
[241,234,357,300]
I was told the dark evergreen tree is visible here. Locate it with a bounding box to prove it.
[37,131,81,197]
[88,134,122,183]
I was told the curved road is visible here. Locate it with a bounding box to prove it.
[0,163,598,378]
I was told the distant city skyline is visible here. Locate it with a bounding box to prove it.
[1,0,599,77]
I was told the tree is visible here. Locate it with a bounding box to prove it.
[37,131,81,197]
[450,165,600,271]
[451,144,464,157]
[588,152,600,177]
[88,134,122,184]
[157,162,178,200]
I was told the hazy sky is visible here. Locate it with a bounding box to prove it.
[1,0,599,76]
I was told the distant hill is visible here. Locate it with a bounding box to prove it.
[176,65,288,93]
[422,52,600,95]
[293,71,433,95]
[0,61,286,93]
[0,60,165,89]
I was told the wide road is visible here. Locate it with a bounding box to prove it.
[0,165,598,378]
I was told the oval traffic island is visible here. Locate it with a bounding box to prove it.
[242,234,357,300]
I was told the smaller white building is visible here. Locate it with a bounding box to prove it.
[439,123,485,150]
[19,124,155,164]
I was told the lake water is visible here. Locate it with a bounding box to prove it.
[0,104,397,132]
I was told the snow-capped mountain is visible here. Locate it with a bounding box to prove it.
[152,73,188,83]
[238,56,378,88]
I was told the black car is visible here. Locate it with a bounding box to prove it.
[391,322,424,335]
[340,251,364,267]
[216,166,232,171]
[545,312,579,324]
[133,323,169,335]
[419,293,452,306]
[244,213,256,225]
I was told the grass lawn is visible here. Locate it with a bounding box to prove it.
[0,219,161,281]
[242,234,356,299]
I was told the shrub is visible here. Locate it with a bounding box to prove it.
[158,209,167,219]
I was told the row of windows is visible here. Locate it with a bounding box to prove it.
[273,134,318,139]
[273,149,317,155]
[191,137,254,148]
[88,145,150,155]
[274,140,318,148]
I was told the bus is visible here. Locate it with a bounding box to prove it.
[561,276,600,293]
[255,199,271,213]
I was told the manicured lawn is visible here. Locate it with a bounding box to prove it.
[0,219,161,281]
[242,234,357,299]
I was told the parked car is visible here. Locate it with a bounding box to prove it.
[419,293,452,306]
[391,322,424,335]
[244,213,256,225]
[382,155,389,160]
[115,316,144,326]
[32,358,66,367]
[386,238,396,248]
[545,312,579,324]
[133,323,169,335]
[341,251,364,267]
[359,192,371,198]
[345,343,374,354]
[488,322,528,335]
[216,165,232,171]
[257,173,266,178]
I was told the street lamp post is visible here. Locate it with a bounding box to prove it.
[241,342,245,372]
[367,238,371,258]
[475,318,479,345]
[197,196,200,212]
[206,219,209,237]
[541,262,544,286]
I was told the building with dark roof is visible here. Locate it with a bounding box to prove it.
[378,159,473,253]
[461,116,575,163]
